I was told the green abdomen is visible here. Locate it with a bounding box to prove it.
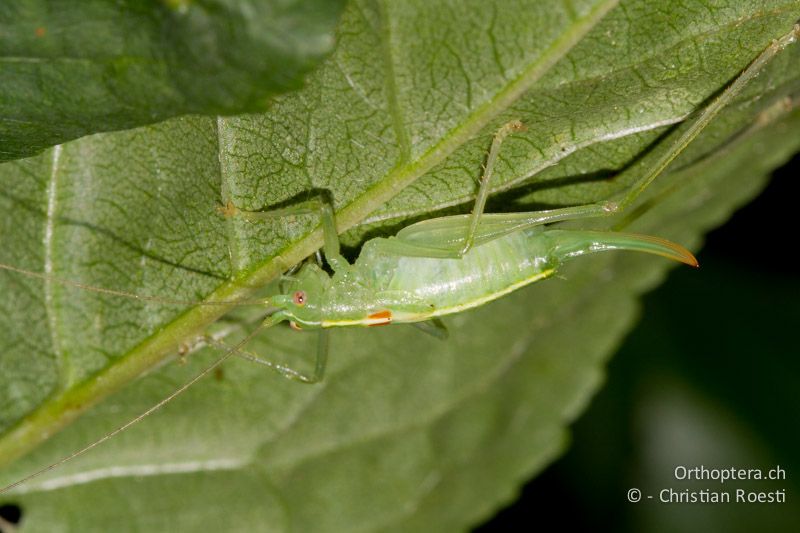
[357,230,554,320]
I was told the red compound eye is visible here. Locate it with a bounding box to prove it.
[293,291,306,306]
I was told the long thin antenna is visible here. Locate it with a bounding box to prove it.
[0,262,269,306]
[0,318,276,495]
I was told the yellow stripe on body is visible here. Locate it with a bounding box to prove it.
[321,268,555,328]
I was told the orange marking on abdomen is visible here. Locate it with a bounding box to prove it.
[367,310,392,326]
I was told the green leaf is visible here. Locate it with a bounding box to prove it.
[0,0,346,162]
[2,1,800,530]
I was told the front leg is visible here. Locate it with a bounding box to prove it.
[205,328,329,384]
[220,190,348,273]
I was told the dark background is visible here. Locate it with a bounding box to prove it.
[479,152,799,531]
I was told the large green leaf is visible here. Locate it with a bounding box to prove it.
[0,0,346,161]
[2,0,800,530]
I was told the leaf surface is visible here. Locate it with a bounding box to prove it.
[1,1,800,530]
[0,0,346,161]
